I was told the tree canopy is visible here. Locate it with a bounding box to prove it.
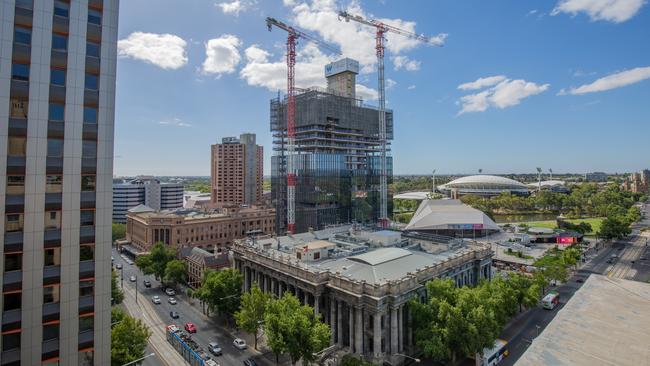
[194,268,243,319]
[111,309,151,366]
[111,269,123,305]
[135,242,175,281]
[164,259,187,287]
[235,285,271,350]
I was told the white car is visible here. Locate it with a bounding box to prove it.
[205,360,219,366]
[168,297,177,305]
[232,338,247,350]
[165,288,176,296]
[129,276,136,282]
[152,296,161,304]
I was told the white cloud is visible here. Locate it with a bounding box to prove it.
[551,0,646,23]
[159,118,192,127]
[457,77,549,115]
[118,32,188,70]
[356,84,378,101]
[561,66,650,95]
[201,35,242,76]
[392,55,421,71]
[244,45,270,63]
[527,9,538,15]
[407,85,416,90]
[217,0,244,15]
[458,75,507,90]
[386,78,397,90]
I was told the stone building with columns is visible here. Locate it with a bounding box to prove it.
[231,226,493,364]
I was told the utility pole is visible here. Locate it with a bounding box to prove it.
[432,169,436,194]
[536,167,542,191]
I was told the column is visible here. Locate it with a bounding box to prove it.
[337,301,343,345]
[398,306,403,352]
[330,298,336,343]
[271,278,276,296]
[355,307,363,354]
[349,306,354,350]
[244,266,250,292]
[314,294,320,317]
[373,311,383,357]
[406,307,412,350]
[390,307,398,355]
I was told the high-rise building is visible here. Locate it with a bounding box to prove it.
[271,58,393,234]
[210,133,263,207]
[112,176,184,223]
[1,1,118,365]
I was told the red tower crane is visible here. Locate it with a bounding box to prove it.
[338,11,445,228]
[266,17,340,234]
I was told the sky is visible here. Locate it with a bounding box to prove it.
[114,0,650,177]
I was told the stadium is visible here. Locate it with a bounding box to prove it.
[438,175,529,198]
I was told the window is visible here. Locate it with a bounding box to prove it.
[80,210,94,226]
[82,141,97,158]
[83,107,97,124]
[4,253,22,272]
[79,280,94,297]
[46,175,63,193]
[6,176,25,195]
[52,34,67,51]
[5,214,24,232]
[10,98,28,118]
[13,26,31,45]
[48,103,65,121]
[50,69,66,86]
[79,316,93,332]
[3,292,21,311]
[87,9,102,25]
[8,136,26,156]
[44,211,61,230]
[42,323,59,341]
[47,138,64,158]
[80,245,94,261]
[43,285,60,304]
[44,248,61,266]
[81,175,96,191]
[11,63,29,81]
[53,0,69,17]
[86,41,100,57]
[1,333,20,351]
[85,73,98,90]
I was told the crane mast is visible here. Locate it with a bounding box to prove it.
[338,11,443,228]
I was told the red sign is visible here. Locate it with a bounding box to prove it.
[557,237,575,244]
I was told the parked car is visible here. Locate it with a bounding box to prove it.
[576,278,584,283]
[243,358,258,366]
[184,322,197,333]
[143,280,151,288]
[205,360,219,366]
[129,276,136,282]
[170,311,179,319]
[152,296,161,304]
[168,297,177,305]
[115,263,122,269]
[208,342,222,356]
[165,288,176,296]
[233,338,247,350]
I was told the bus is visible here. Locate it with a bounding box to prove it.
[475,339,509,366]
[542,291,560,310]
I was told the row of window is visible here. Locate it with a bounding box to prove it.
[5,210,95,233]
[3,278,95,313]
[6,175,94,195]
[4,245,95,273]
[12,62,100,91]
[7,136,98,158]
[51,0,102,26]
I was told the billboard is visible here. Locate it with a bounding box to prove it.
[325,58,359,77]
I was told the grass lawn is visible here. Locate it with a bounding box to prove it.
[518,217,603,236]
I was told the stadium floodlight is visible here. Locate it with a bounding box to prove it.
[432,169,436,193]
[479,168,483,174]
[549,168,553,181]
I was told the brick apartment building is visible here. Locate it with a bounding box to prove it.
[211,133,263,207]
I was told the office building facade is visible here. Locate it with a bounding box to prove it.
[112,176,183,223]
[210,133,263,207]
[1,0,118,365]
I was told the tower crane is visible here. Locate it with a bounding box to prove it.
[338,11,444,228]
[266,17,341,234]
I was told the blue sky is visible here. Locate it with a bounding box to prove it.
[114,0,650,176]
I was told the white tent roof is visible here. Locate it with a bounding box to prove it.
[405,199,500,231]
[394,191,431,200]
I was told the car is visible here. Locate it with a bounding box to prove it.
[232,338,247,350]
[576,278,584,283]
[166,324,180,333]
[184,322,197,333]
[143,280,151,288]
[205,360,220,366]
[243,358,258,366]
[208,342,222,356]
[631,260,635,264]
[115,263,122,269]
[111,256,114,262]
[152,296,161,304]
[125,258,134,265]
[168,297,177,305]
[129,276,136,282]
[165,288,176,296]
[170,311,179,319]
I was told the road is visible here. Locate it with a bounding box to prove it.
[113,249,279,366]
[500,201,650,366]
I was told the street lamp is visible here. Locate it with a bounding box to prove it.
[121,353,155,366]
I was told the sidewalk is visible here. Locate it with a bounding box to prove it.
[122,282,187,366]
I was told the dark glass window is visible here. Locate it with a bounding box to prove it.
[47,138,64,157]
[44,248,60,266]
[3,292,21,311]
[83,107,97,124]
[4,253,22,272]
[82,141,97,158]
[11,63,29,81]
[80,210,94,226]
[42,323,59,341]
[43,285,60,304]
[79,280,94,297]
[6,175,25,195]
[81,175,96,191]
[87,9,102,25]
[86,42,100,57]
[80,245,94,261]
[85,73,98,90]
[79,316,94,332]
[50,69,66,86]
[52,34,67,51]
[1,333,20,351]
[14,26,31,45]
[53,0,69,17]
[48,103,65,121]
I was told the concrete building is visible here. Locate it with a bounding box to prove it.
[180,247,230,289]
[623,169,650,193]
[231,225,493,364]
[584,171,608,182]
[112,176,184,223]
[271,58,393,234]
[1,1,118,365]
[210,134,263,207]
[124,207,275,255]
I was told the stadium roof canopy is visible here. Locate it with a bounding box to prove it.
[526,180,566,188]
[394,191,431,200]
[405,199,500,231]
[438,175,529,196]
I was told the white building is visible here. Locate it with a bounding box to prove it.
[1,1,118,364]
[112,176,183,223]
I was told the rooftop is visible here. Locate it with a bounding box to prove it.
[405,199,501,231]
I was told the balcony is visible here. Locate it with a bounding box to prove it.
[82,123,98,140]
[8,118,27,136]
[6,155,25,175]
[11,42,30,64]
[83,89,99,107]
[48,84,66,104]
[47,120,65,139]
[79,260,95,279]
[81,158,96,174]
[52,14,69,34]
[1,308,21,332]
[44,229,61,248]
[42,338,60,360]
[43,265,61,286]
[2,270,22,293]
[80,225,95,244]
[80,191,96,209]
[4,232,23,252]
[10,79,29,100]
[46,157,63,174]
[4,194,24,214]
[50,49,68,69]
[0,348,20,364]
[85,55,100,74]
[44,193,62,211]
[88,0,103,10]
[86,23,102,43]
[42,302,60,323]
[78,295,94,313]
[13,6,33,27]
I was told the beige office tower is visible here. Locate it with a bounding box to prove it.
[211,133,263,207]
[325,58,359,98]
[0,0,118,365]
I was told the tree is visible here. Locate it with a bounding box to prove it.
[164,259,187,288]
[235,285,271,350]
[340,354,377,366]
[111,307,127,325]
[135,242,175,281]
[111,269,123,305]
[562,247,581,269]
[506,273,538,312]
[598,216,631,239]
[264,293,331,365]
[111,311,151,366]
[194,268,243,322]
[112,222,126,242]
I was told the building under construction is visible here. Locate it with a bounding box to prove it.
[271,58,393,234]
